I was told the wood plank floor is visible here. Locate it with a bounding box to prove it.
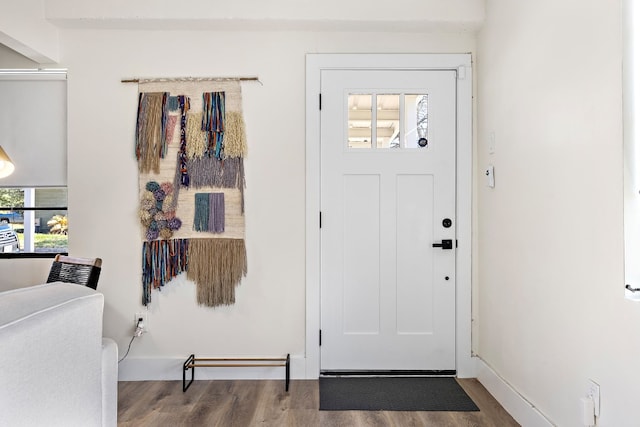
[118,379,520,426]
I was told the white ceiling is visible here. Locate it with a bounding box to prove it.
[43,0,485,31]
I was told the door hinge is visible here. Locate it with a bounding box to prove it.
[319,329,322,346]
[319,93,322,110]
[319,211,322,228]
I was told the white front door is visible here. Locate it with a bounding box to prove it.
[320,69,457,372]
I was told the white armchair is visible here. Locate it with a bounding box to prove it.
[0,283,118,426]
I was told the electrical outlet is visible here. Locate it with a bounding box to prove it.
[588,379,600,417]
[134,312,148,334]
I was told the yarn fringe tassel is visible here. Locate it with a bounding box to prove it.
[165,115,178,145]
[202,92,226,159]
[136,92,169,174]
[141,239,189,305]
[224,111,248,158]
[193,193,210,232]
[186,112,207,158]
[187,238,247,307]
[187,157,245,190]
[178,96,191,187]
[167,96,180,112]
[210,192,225,233]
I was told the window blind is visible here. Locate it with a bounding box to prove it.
[0,71,67,187]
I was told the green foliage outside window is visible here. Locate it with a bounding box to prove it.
[0,189,24,209]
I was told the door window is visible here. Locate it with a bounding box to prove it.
[347,94,372,149]
[347,93,429,150]
[405,94,429,149]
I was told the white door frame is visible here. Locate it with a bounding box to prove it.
[305,53,474,378]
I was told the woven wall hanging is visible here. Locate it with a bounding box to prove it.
[133,78,250,307]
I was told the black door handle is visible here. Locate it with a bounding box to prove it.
[432,239,453,250]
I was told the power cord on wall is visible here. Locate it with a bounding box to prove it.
[118,319,145,364]
[118,335,136,363]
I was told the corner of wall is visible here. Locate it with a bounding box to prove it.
[476,358,553,427]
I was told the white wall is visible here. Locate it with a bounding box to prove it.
[0,1,59,63]
[0,44,38,68]
[476,1,639,426]
[0,29,475,380]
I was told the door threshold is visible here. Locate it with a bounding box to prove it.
[320,370,456,378]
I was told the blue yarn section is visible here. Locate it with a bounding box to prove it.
[193,193,210,232]
[167,96,180,112]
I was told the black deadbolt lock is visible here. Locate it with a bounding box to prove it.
[418,138,428,147]
[442,218,452,228]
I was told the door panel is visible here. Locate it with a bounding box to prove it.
[320,69,457,372]
[343,174,380,334]
[396,174,434,334]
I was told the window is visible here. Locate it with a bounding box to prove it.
[0,188,68,255]
[0,70,67,258]
[347,93,429,150]
[405,94,429,149]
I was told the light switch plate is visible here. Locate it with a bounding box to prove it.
[485,165,495,188]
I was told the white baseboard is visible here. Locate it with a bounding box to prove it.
[476,358,554,427]
[118,354,306,382]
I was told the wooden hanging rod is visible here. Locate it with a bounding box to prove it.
[121,76,262,85]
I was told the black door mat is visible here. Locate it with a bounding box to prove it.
[319,377,479,412]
